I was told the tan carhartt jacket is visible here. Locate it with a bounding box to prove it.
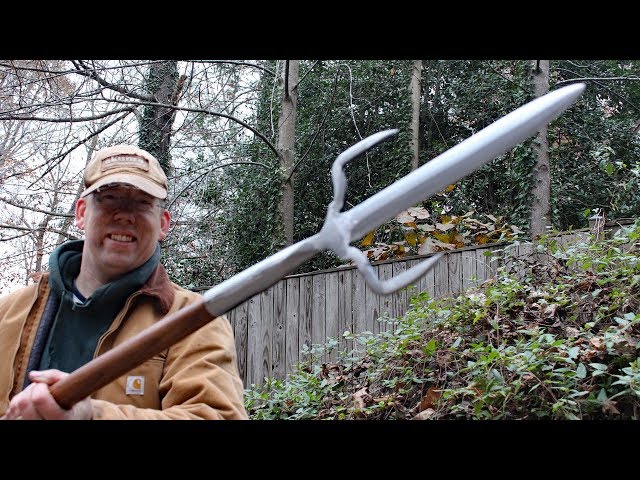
[0,266,248,419]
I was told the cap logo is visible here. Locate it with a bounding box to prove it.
[102,155,149,172]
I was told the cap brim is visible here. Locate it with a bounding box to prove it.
[81,173,167,199]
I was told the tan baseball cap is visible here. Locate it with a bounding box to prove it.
[80,145,168,199]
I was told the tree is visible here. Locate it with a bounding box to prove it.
[138,60,182,174]
[409,60,422,171]
[529,59,551,239]
[277,60,299,246]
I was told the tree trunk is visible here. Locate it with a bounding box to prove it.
[529,60,551,240]
[409,60,423,171]
[277,60,299,246]
[421,60,443,155]
[139,61,181,175]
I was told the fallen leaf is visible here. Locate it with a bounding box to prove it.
[419,386,441,411]
[542,304,558,318]
[589,337,606,351]
[602,399,620,415]
[408,206,430,219]
[404,230,418,246]
[435,222,456,232]
[412,408,436,420]
[353,387,371,409]
[396,211,414,223]
[360,231,375,247]
[565,327,580,338]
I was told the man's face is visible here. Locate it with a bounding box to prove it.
[75,185,170,282]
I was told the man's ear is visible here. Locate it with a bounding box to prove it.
[159,209,171,241]
[75,198,87,230]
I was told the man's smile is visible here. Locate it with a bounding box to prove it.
[108,233,135,243]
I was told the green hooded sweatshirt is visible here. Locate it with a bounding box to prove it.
[38,239,160,374]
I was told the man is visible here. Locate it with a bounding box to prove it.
[0,145,248,419]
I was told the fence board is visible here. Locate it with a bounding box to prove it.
[260,288,273,381]
[418,257,436,299]
[352,268,367,335]
[325,272,340,362]
[474,247,488,288]
[365,267,381,335]
[338,269,353,353]
[461,249,476,291]
[246,295,261,387]
[378,263,393,320]
[300,276,314,360]
[285,277,300,376]
[272,281,286,381]
[311,274,327,362]
[434,252,449,298]
[448,251,462,297]
[392,261,408,320]
[228,301,248,385]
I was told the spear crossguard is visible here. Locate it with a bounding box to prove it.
[48,83,586,409]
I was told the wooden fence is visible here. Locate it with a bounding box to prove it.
[224,240,526,388]
[221,225,621,388]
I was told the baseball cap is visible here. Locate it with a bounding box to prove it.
[80,145,168,199]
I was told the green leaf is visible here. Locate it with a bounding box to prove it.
[597,389,608,401]
[590,363,609,372]
[423,338,437,356]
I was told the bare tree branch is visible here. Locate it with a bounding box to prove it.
[108,98,279,157]
[10,109,135,186]
[555,76,640,86]
[0,107,136,123]
[553,69,640,114]
[293,60,321,90]
[195,60,275,77]
[0,223,79,240]
[0,196,74,217]
[70,60,154,102]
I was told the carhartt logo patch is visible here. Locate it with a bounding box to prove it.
[125,375,145,395]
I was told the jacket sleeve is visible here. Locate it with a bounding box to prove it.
[91,314,248,420]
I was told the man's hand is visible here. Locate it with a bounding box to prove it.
[1,370,93,420]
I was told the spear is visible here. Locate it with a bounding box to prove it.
[49,83,586,409]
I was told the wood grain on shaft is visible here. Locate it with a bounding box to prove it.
[49,299,213,409]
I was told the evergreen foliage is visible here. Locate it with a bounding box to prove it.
[164,59,640,290]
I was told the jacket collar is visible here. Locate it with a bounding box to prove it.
[49,239,175,315]
[138,264,175,315]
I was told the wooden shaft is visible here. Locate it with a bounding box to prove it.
[49,299,213,410]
